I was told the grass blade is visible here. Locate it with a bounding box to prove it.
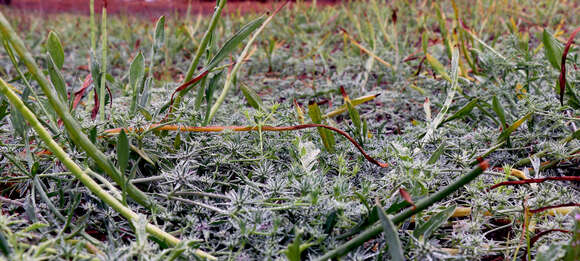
[377,207,405,261]
[129,52,144,115]
[413,205,456,241]
[308,101,335,152]
[46,31,64,70]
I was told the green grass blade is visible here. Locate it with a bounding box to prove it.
[182,0,227,84]
[308,101,336,152]
[413,205,456,241]
[240,83,264,110]
[377,208,405,261]
[46,55,67,105]
[129,52,144,115]
[439,98,479,127]
[46,32,64,70]
[541,29,564,70]
[206,15,265,71]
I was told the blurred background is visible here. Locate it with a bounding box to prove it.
[0,0,338,16]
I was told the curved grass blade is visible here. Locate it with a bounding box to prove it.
[240,82,264,110]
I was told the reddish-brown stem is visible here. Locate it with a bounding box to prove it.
[488,176,580,191]
[530,229,570,247]
[105,123,388,168]
[559,26,580,105]
[529,203,580,214]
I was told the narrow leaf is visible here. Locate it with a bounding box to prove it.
[129,52,144,114]
[440,98,479,126]
[47,31,64,69]
[206,16,266,71]
[399,188,415,210]
[427,143,446,165]
[492,95,507,128]
[497,112,533,142]
[117,129,129,174]
[558,26,580,106]
[47,55,67,104]
[308,101,335,152]
[413,205,456,241]
[153,16,165,50]
[542,29,564,70]
[377,207,405,261]
[426,53,451,82]
[240,83,264,110]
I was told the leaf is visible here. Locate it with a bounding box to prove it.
[492,95,507,128]
[117,129,129,174]
[542,29,564,70]
[307,101,335,152]
[323,93,379,119]
[413,205,456,241]
[22,222,49,232]
[425,53,451,82]
[497,112,533,142]
[240,83,264,110]
[377,207,405,261]
[293,99,305,124]
[47,55,67,104]
[205,16,266,71]
[153,16,165,50]
[46,31,64,69]
[341,87,362,132]
[427,143,446,165]
[323,210,340,235]
[10,104,26,138]
[439,98,479,126]
[129,52,145,114]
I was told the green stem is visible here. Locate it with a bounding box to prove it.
[0,10,156,210]
[316,162,488,260]
[182,0,227,84]
[99,5,107,121]
[0,77,216,260]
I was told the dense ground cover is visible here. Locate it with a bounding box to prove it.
[0,0,579,260]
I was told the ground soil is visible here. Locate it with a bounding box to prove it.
[5,0,337,17]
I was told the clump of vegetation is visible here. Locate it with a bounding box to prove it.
[0,0,579,260]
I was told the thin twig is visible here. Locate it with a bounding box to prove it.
[105,123,389,168]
